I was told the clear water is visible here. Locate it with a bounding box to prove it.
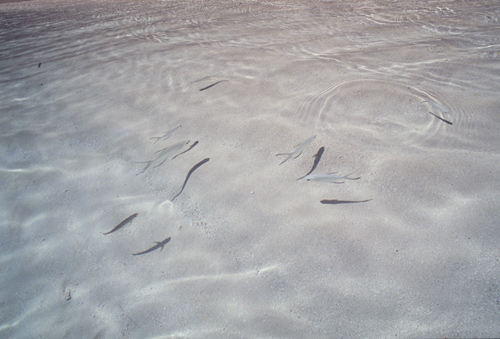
[1,0,500,337]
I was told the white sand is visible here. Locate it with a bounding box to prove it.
[1,0,500,337]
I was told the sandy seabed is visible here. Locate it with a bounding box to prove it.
[1,0,500,338]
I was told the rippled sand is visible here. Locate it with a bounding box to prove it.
[1,0,500,337]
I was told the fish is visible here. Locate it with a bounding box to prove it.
[297,146,325,180]
[428,112,453,125]
[38,62,41,68]
[305,172,360,183]
[276,135,316,165]
[155,140,190,157]
[152,140,191,168]
[103,213,138,235]
[150,125,182,143]
[172,158,210,201]
[320,199,372,205]
[424,100,449,114]
[132,237,171,256]
[172,141,199,160]
[199,80,228,91]
[191,72,222,83]
[136,140,190,174]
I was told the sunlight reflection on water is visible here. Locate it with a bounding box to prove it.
[1,0,500,338]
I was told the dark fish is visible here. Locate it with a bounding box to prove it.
[172,158,210,201]
[429,112,453,125]
[199,80,227,91]
[172,141,199,160]
[132,237,171,256]
[297,146,325,180]
[38,62,41,68]
[103,213,138,235]
[320,199,372,205]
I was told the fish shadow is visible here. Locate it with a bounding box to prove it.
[320,199,372,205]
[132,237,171,256]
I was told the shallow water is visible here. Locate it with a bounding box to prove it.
[1,0,500,337]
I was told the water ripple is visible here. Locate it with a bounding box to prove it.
[292,79,457,148]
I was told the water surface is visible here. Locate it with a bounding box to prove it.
[1,0,500,337]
